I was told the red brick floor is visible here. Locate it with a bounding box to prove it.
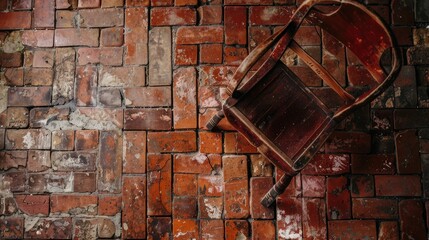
[1,0,428,239]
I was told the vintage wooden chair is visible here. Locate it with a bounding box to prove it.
[206,0,401,207]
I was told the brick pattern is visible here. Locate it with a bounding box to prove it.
[0,1,428,239]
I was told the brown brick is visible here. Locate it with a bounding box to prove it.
[3,68,24,86]
[51,151,96,171]
[375,175,422,196]
[351,154,395,174]
[225,220,249,240]
[0,151,26,170]
[224,132,257,154]
[15,195,49,216]
[124,86,171,107]
[71,108,124,129]
[73,219,98,240]
[201,220,224,239]
[224,179,249,218]
[55,10,76,28]
[392,0,414,25]
[198,65,236,86]
[28,172,73,193]
[25,218,72,239]
[78,0,100,8]
[173,219,198,239]
[198,5,222,25]
[101,27,123,47]
[302,175,325,198]
[250,154,273,177]
[55,29,99,47]
[250,177,274,219]
[33,0,55,28]
[378,221,399,240]
[147,217,172,239]
[75,130,99,150]
[98,195,121,216]
[303,198,326,239]
[199,196,223,219]
[174,153,221,174]
[149,27,172,86]
[0,12,31,30]
[12,0,32,10]
[350,175,374,197]
[173,196,198,218]
[174,174,197,196]
[33,49,54,68]
[102,0,124,7]
[176,26,223,44]
[78,8,123,27]
[148,131,196,153]
[76,65,97,107]
[148,154,172,216]
[6,107,28,128]
[249,6,294,25]
[3,171,26,192]
[352,198,398,219]
[74,172,96,192]
[22,30,54,47]
[151,7,196,26]
[124,7,148,65]
[98,131,122,193]
[52,130,74,150]
[122,176,146,239]
[51,195,97,215]
[99,88,122,107]
[124,109,171,130]
[224,6,246,45]
[328,220,376,240]
[99,66,145,87]
[0,217,24,239]
[27,150,50,172]
[24,68,53,86]
[399,200,426,240]
[327,176,351,220]
[0,52,22,68]
[394,109,429,129]
[8,87,51,107]
[199,131,222,154]
[252,220,275,240]
[395,130,421,173]
[6,129,51,150]
[123,131,146,173]
[53,48,75,104]
[277,197,302,239]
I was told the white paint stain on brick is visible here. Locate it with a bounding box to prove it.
[192,153,208,164]
[204,198,222,219]
[23,132,35,149]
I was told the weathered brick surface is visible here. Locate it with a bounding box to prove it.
[0,1,427,239]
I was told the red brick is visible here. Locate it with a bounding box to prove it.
[375,175,422,196]
[224,6,246,45]
[24,68,53,86]
[147,217,172,239]
[31,108,65,128]
[351,154,395,174]
[327,176,351,220]
[148,131,196,153]
[328,220,376,240]
[174,153,221,174]
[78,0,100,8]
[75,130,99,150]
[249,26,271,50]
[98,131,122,193]
[79,8,124,27]
[151,7,196,26]
[73,172,96,192]
[0,52,22,67]
[249,6,294,25]
[101,27,124,47]
[25,217,72,239]
[15,195,49,216]
[123,176,146,238]
[201,220,224,239]
[12,0,32,9]
[98,195,121,216]
[0,217,23,239]
[225,220,249,240]
[198,65,236,86]
[252,220,275,240]
[174,174,197,196]
[276,197,302,239]
[303,198,326,239]
[55,10,76,28]
[147,154,172,216]
[371,109,393,131]
[33,49,54,68]
[224,179,249,218]
[3,68,24,86]
[99,66,145,86]
[199,131,222,153]
[102,0,124,7]
[124,109,171,130]
[301,154,350,175]
[200,44,222,64]
[395,130,421,173]
[51,130,74,150]
[175,45,197,65]
[224,132,257,153]
[152,0,173,6]
[198,5,222,25]
[33,0,55,28]
[225,0,272,4]
[173,219,198,239]
[350,175,374,197]
[250,177,274,219]
[5,129,51,150]
[0,12,31,30]
[173,196,198,218]
[51,151,97,171]
[199,86,221,108]
[3,171,26,192]
[124,86,171,107]
[125,7,148,65]
[176,26,223,44]
[223,155,247,182]
[27,150,50,172]
[55,29,99,47]
[399,200,426,240]
[175,0,196,5]
[353,198,398,219]
[302,175,325,197]
[0,151,26,170]
[325,131,371,153]
[126,0,149,6]
[123,131,146,173]
[51,195,97,215]
[78,47,123,66]
[224,46,247,66]
[322,30,345,86]
[199,196,223,219]
[276,169,302,198]
[22,30,54,47]
[379,221,399,240]
[198,174,223,197]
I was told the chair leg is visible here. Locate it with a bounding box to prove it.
[206,110,225,130]
[260,172,295,208]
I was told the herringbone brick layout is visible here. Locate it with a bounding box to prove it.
[0,0,428,239]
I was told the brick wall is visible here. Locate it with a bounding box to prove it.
[0,0,428,239]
